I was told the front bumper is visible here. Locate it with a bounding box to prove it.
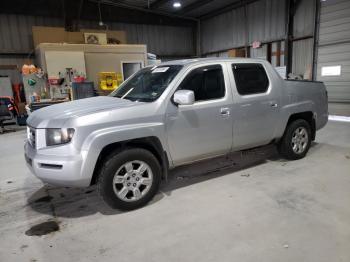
[24,142,91,187]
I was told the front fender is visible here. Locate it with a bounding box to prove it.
[79,122,167,180]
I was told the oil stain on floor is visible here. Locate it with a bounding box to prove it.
[25,221,59,236]
[34,195,53,203]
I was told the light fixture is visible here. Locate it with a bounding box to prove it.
[98,1,104,26]
[173,2,181,8]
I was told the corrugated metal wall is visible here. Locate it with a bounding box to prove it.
[0,14,195,57]
[316,0,350,102]
[0,56,33,84]
[292,38,313,77]
[291,0,315,78]
[293,0,315,38]
[0,14,64,54]
[0,69,22,84]
[247,0,286,43]
[76,20,194,57]
[200,0,286,55]
[201,7,246,54]
[250,44,268,59]
[0,13,195,84]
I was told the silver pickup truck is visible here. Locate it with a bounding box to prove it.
[25,58,328,210]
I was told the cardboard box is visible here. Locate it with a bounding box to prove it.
[66,32,84,44]
[32,26,66,47]
[32,26,127,48]
[228,48,246,58]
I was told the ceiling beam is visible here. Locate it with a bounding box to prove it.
[150,0,171,9]
[178,0,214,14]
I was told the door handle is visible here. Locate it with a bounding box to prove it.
[270,102,278,108]
[220,107,230,116]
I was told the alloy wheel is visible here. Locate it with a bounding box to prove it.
[112,160,153,202]
[291,127,309,154]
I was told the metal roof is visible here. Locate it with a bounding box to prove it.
[110,0,242,18]
[1,0,249,25]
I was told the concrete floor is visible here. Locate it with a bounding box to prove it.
[0,120,349,262]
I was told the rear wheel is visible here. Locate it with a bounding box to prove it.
[97,148,161,210]
[278,119,311,160]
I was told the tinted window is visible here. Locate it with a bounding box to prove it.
[232,63,269,95]
[178,65,225,101]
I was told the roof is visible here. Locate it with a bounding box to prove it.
[158,57,267,67]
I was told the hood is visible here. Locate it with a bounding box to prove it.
[27,96,139,128]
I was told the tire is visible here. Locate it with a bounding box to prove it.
[97,148,161,210]
[278,119,311,160]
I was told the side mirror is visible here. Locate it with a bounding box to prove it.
[173,90,195,106]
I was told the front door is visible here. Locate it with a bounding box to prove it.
[166,63,234,166]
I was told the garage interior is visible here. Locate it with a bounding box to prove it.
[0,0,349,261]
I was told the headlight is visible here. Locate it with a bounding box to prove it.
[46,128,75,146]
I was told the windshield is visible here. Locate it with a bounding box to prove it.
[110,65,183,102]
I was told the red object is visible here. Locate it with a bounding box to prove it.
[73,76,85,83]
[12,84,22,104]
[48,78,64,85]
[49,78,60,85]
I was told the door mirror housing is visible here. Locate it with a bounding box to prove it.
[173,90,195,106]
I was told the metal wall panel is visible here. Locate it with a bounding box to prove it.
[271,41,285,67]
[74,20,195,57]
[0,14,64,53]
[318,0,350,46]
[292,38,313,78]
[317,43,350,102]
[0,56,32,68]
[250,45,268,60]
[200,0,286,54]
[0,14,195,57]
[247,0,286,43]
[0,69,22,84]
[0,56,33,84]
[293,0,315,38]
[316,0,350,102]
[200,7,246,54]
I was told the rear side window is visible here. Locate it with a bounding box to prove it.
[178,65,225,101]
[232,63,269,95]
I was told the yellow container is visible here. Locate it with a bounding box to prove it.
[99,72,118,91]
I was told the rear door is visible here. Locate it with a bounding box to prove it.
[166,63,234,165]
[229,63,281,149]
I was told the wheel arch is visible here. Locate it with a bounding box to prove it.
[90,136,169,185]
[285,111,316,140]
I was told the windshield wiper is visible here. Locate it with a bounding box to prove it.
[121,88,134,99]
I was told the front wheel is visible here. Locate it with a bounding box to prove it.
[278,119,311,160]
[97,148,161,210]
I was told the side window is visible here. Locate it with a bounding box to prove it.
[232,63,269,95]
[178,65,225,101]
